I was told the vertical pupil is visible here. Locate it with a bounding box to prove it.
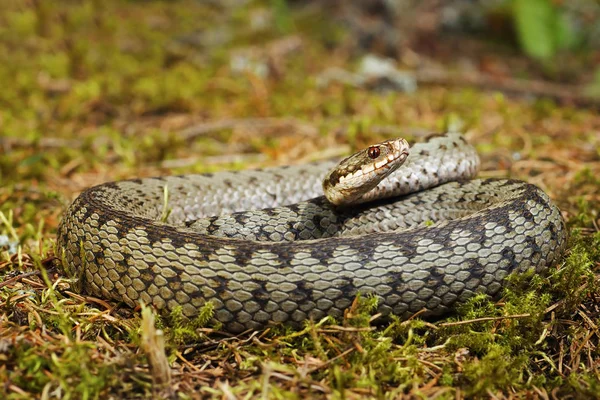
[368,146,380,159]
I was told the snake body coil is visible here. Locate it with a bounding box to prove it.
[58,133,567,332]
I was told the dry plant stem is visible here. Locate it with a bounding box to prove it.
[438,313,532,327]
[416,69,599,109]
[140,305,173,396]
[0,271,40,289]
[306,347,355,374]
[178,117,317,141]
[1,1,599,397]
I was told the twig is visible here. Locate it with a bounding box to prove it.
[160,153,267,169]
[306,347,355,373]
[438,313,532,327]
[63,290,114,310]
[577,309,599,332]
[544,281,592,314]
[318,325,375,333]
[140,305,173,397]
[0,271,41,289]
[417,358,444,372]
[0,137,83,150]
[178,117,317,141]
[416,68,600,109]
[262,371,329,393]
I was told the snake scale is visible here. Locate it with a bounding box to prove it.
[57,132,567,333]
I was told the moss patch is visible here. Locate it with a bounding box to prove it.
[1,0,599,398]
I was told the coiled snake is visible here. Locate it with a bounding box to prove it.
[57,132,567,332]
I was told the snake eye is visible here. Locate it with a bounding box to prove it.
[367,146,380,159]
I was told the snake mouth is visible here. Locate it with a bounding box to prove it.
[323,137,411,205]
[338,145,409,184]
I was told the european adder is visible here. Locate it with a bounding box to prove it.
[57,132,566,332]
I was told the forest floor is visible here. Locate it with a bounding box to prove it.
[1,1,599,398]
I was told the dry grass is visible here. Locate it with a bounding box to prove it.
[1,0,599,398]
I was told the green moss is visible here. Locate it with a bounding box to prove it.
[462,344,526,396]
[9,342,117,399]
[551,231,600,312]
[1,0,599,397]
[159,303,216,345]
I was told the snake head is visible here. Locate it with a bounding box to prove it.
[323,138,410,206]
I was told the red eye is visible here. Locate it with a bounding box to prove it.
[367,146,380,159]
